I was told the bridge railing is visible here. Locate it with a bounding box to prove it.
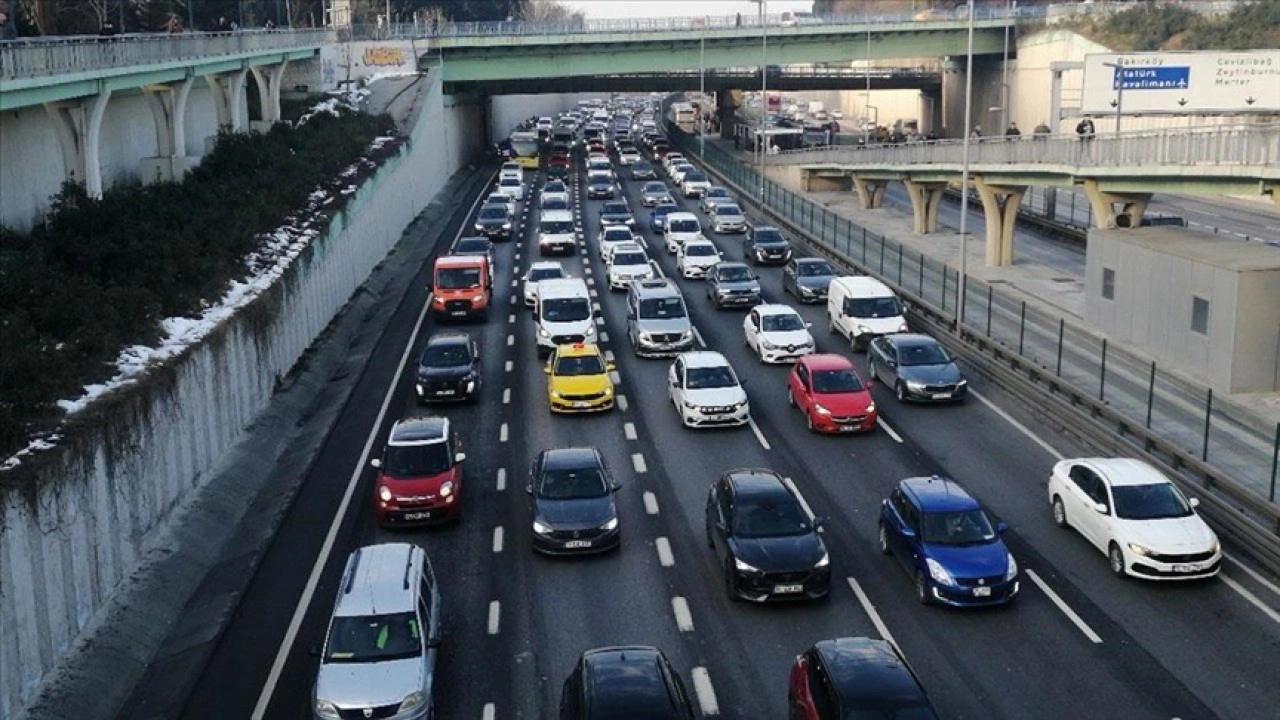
[771,123,1280,170]
[0,29,330,81]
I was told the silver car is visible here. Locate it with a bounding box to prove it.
[627,279,695,356]
[698,186,734,214]
[711,203,747,234]
[640,181,671,207]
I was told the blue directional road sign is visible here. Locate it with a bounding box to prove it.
[1112,66,1191,91]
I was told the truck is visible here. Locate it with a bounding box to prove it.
[807,100,828,122]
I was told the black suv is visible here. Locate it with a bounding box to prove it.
[415,332,481,403]
[473,203,514,240]
[743,226,793,265]
[560,646,696,719]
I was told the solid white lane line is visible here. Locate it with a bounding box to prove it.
[502,388,511,404]
[500,423,509,442]
[496,468,506,491]
[643,491,659,515]
[691,668,720,716]
[506,334,514,347]
[876,417,904,443]
[632,453,648,473]
[505,360,513,372]
[624,422,638,440]
[482,703,496,720]
[1226,554,1280,599]
[847,577,901,650]
[617,395,629,411]
[1220,574,1280,626]
[1025,569,1103,643]
[656,537,675,567]
[671,596,695,631]
[692,326,707,348]
[748,417,772,450]
[487,601,501,635]
[970,388,1065,460]
[781,476,816,521]
[492,526,504,553]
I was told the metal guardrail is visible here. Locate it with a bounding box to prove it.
[0,29,330,81]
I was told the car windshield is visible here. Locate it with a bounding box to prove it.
[920,509,997,545]
[589,160,611,170]
[479,207,507,220]
[541,198,569,210]
[382,442,452,477]
[669,219,699,233]
[644,182,667,193]
[686,366,737,389]
[542,297,591,322]
[762,313,805,332]
[812,369,864,393]
[753,229,784,244]
[588,175,611,185]
[499,178,520,187]
[898,342,951,366]
[602,203,629,215]
[325,612,422,664]
[685,171,707,182]
[528,267,564,282]
[716,205,743,217]
[603,229,632,243]
[734,497,812,538]
[686,244,717,257]
[633,162,653,172]
[1111,483,1193,520]
[707,188,728,198]
[717,266,752,282]
[454,239,488,254]
[797,261,834,277]
[541,221,574,234]
[639,298,686,319]
[654,205,677,216]
[554,353,605,376]
[545,182,566,193]
[422,344,470,367]
[436,267,482,289]
[538,465,609,500]
[486,195,510,206]
[613,252,647,266]
[846,297,902,318]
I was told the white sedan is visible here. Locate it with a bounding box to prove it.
[496,176,525,201]
[599,226,640,260]
[1048,458,1221,580]
[676,239,722,279]
[606,246,654,290]
[523,261,568,307]
[742,304,815,363]
[668,351,750,428]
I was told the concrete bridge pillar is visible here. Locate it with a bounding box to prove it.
[852,174,888,210]
[1081,179,1152,229]
[716,91,739,140]
[42,89,113,198]
[974,176,1026,267]
[141,77,196,184]
[205,69,248,140]
[249,60,290,131]
[902,179,947,234]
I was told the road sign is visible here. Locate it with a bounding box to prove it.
[1082,51,1280,115]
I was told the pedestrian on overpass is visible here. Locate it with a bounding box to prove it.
[1005,122,1021,139]
[1076,117,1095,141]
[1033,121,1051,139]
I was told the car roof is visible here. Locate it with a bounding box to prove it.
[631,279,680,298]
[715,204,743,213]
[612,243,645,254]
[884,334,941,348]
[603,226,633,236]
[832,275,894,297]
[684,238,716,247]
[800,353,855,371]
[556,342,604,359]
[424,331,471,348]
[755,303,800,317]
[479,203,508,213]
[1079,458,1170,487]
[582,646,679,717]
[795,256,831,265]
[334,543,424,617]
[814,638,929,710]
[899,476,981,512]
[667,212,699,222]
[714,261,749,271]
[538,277,590,298]
[529,260,565,271]
[681,350,732,369]
[541,447,603,471]
[541,209,574,221]
[389,416,450,446]
[724,468,788,496]
[436,254,484,267]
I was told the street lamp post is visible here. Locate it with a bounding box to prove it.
[1103,61,1124,136]
[699,21,706,159]
[999,1,1013,133]
[864,25,872,146]
[956,0,976,324]
[759,0,768,204]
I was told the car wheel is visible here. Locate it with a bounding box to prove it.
[725,561,741,602]
[895,382,907,403]
[877,523,891,555]
[827,315,837,335]
[1051,496,1069,528]
[1108,543,1127,578]
[915,570,932,605]
[806,410,816,432]
[786,388,796,407]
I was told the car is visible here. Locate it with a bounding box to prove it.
[668,351,750,428]
[787,354,876,434]
[706,262,761,309]
[524,260,568,307]
[542,179,571,205]
[662,212,704,254]
[451,235,496,277]
[415,332,481,403]
[586,174,616,200]
[312,543,441,720]
[528,447,621,554]
[662,152,686,172]
[538,209,576,256]
[640,180,671,207]
[879,476,1019,606]
[485,192,516,217]
[540,196,570,212]
[789,638,938,720]
[827,276,908,351]
[867,334,968,403]
[652,142,671,159]
[698,186,734,214]
[597,200,635,229]
[535,278,598,356]
[546,162,570,180]
[710,203,748,234]
[1047,458,1221,580]
[783,257,837,303]
[500,161,524,178]
[606,245,654,290]
[586,156,615,180]
[630,160,657,180]
[370,417,466,526]
[626,279,695,357]
[596,225,637,259]
[676,238,722,279]
[743,225,792,263]
[743,303,814,363]
[670,163,696,185]
[496,175,525,201]
[648,201,680,234]
[706,468,831,601]
[473,203,514,239]
[617,147,643,166]
[559,646,696,719]
[679,169,709,197]
[545,342,616,413]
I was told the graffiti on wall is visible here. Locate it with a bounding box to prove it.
[363,46,407,68]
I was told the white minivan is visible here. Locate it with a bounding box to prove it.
[534,278,598,356]
[826,276,908,351]
[538,209,576,256]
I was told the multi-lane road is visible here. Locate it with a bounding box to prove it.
[180,130,1280,720]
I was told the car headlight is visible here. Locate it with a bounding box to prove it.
[866,402,876,413]
[502,222,512,229]
[473,223,484,231]
[584,323,597,336]
[603,385,614,396]
[314,699,340,720]
[472,294,486,302]
[538,327,551,338]
[814,551,830,569]
[683,400,699,409]
[798,285,815,296]
[734,557,762,573]
[813,403,832,416]
[680,330,693,339]
[926,557,955,586]
[549,389,561,399]
[1005,553,1019,581]
[1127,543,1153,558]
[856,324,872,334]
[957,379,968,387]
[898,323,909,333]
[760,338,778,350]
[399,692,425,713]
[1210,538,1221,555]
[599,517,619,531]
[378,485,392,502]
[906,380,927,390]
[439,481,454,498]
[533,520,552,535]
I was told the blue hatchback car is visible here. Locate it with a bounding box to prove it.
[878,476,1019,607]
[649,201,679,233]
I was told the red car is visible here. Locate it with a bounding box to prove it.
[789,638,938,719]
[371,416,466,526]
[787,354,877,434]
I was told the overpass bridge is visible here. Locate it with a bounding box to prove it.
[441,66,942,96]
[765,124,1280,266]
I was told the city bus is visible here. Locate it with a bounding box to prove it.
[509,131,541,169]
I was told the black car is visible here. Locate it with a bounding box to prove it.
[598,201,635,229]
[782,257,836,303]
[560,646,696,720]
[451,236,496,278]
[788,638,938,720]
[528,448,621,555]
[547,163,570,180]
[415,332,481,403]
[587,176,616,199]
[705,262,762,309]
[705,469,830,602]
[867,334,968,403]
[743,226,793,265]
[473,203,514,240]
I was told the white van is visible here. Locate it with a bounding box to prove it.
[534,278,598,356]
[538,209,576,255]
[826,276,908,351]
[663,212,705,254]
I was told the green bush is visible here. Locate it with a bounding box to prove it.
[0,107,397,458]
[1067,1,1279,51]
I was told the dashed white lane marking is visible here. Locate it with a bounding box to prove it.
[584,266,592,275]
[617,394,629,411]
[506,334,514,347]
[604,349,615,362]
[482,703,496,720]
[505,360,513,372]
[508,313,516,323]
[747,417,772,450]
[847,577,901,650]
[595,316,606,326]
[1220,574,1280,626]
[671,596,695,632]
[643,491,659,514]
[691,668,720,716]
[970,388,1065,461]
[692,326,707,348]
[509,295,516,305]
[510,278,518,288]
[656,537,675,567]
[496,468,506,491]
[586,277,596,287]
[632,453,648,473]
[503,388,511,404]
[492,526,504,553]
[600,331,610,343]
[592,301,602,312]
[487,601,501,635]
[624,422,638,440]
[1025,569,1104,643]
[609,370,621,384]
[500,424,509,442]
[876,417,903,443]
[781,476,817,521]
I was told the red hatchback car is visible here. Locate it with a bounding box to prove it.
[371,416,466,527]
[787,354,877,434]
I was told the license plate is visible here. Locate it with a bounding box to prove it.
[773,584,804,594]
[435,389,456,396]
[403,511,433,521]
[932,392,952,400]
[564,540,592,549]
[573,401,591,408]
[1173,564,1197,573]
[973,586,992,597]
[450,310,467,317]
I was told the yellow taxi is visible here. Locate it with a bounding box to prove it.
[545,342,616,413]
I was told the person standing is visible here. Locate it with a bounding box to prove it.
[1033,121,1051,139]
[0,2,17,40]
[1005,122,1021,139]
[1076,117,1095,141]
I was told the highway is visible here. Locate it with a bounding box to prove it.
[180,134,1280,720]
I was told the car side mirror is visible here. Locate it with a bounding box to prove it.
[454,452,466,463]
[739,378,748,386]
[1093,502,1109,515]
[900,526,917,539]
[370,458,382,468]
[543,365,551,374]
[715,521,727,534]
[426,634,442,649]
[611,482,622,493]
[1188,497,1200,508]
[996,520,1009,534]
[606,362,616,372]
[886,359,897,368]
[812,516,826,529]
[805,322,813,329]
[525,483,534,495]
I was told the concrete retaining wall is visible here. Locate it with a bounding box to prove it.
[0,70,483,719]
